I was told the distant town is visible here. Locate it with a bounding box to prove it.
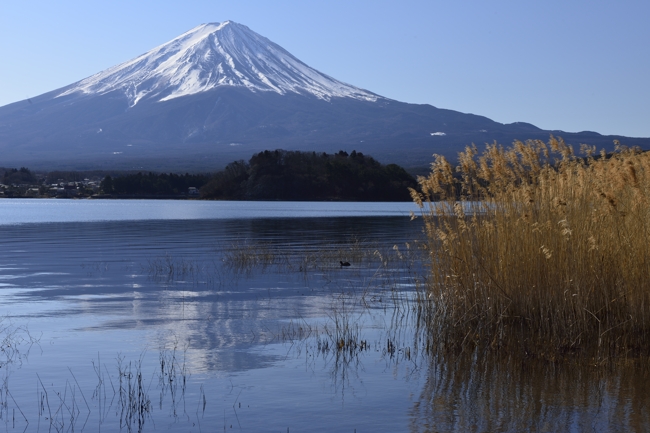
[0,167,203,199]
[0,167,101,198]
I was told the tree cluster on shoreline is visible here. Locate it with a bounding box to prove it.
[201,150,417,201]
[1,150,418,201]
[100,172,210,197]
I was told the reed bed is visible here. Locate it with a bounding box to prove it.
[412,137,650,362]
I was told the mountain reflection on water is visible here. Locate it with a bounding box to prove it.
[0,200,648,432]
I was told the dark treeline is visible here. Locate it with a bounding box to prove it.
[200,150,418,201]
[3,150,418,201]
[44,170,121,184]
[1,167,147,185]
[100,172,211,196]
[2,167,37,184]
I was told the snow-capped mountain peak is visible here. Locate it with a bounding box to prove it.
[57,21,379,106]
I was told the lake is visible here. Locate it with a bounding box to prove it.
[0,199,648,432]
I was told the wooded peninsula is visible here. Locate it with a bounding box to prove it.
[1,150,418,201]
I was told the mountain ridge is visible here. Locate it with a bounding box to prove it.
[0,21,647,171]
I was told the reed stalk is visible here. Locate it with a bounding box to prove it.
[413,137,650,361]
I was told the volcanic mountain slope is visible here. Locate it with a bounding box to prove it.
[0,21,646,170]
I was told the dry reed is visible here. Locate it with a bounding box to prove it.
[412,137,650,362]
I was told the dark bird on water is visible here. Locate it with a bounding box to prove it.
[340,261,351,267]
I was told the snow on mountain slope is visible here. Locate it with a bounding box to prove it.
[57,21,379,106]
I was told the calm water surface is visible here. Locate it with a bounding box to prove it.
[0,200,648,432]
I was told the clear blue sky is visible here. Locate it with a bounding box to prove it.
[1,0,648,138]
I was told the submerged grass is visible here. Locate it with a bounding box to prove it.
[412,137,650,362]
[29,347,192,432]
[221,236,383,274]
[142,236,394,281]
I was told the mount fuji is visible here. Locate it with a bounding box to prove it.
[58,22,380,107]
[0,21,646,170]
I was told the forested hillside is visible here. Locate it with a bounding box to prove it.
[200,150,417,201]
